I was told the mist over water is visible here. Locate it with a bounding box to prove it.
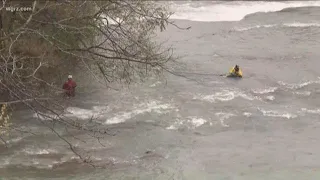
[2,1,320,179]
[169,1,320,22]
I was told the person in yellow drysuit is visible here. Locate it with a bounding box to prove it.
[228,65,242,78]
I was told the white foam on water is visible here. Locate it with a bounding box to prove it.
[235,23,320,32]
[252,87,278,94]
[21,148,58,155]
[258,108,297,119]
[6,137,23,144]
[92,105,110,112]
[0,157,11,168]
[301,108,320,115]
[166,119,184,130]
[293,91,312,96]
[189,117,207,127]
[166,125,178,130]
[215,112,235,127]
[284,22,320,27]
[32,105,110,121]
[265,95,275,101]
[65,106,110,120]
[105,112,132,125]
[243,112,252,117]
[166,116,207,130]
[105,101,174,124]
[91,157,103,161]
[150,81,162,87]
[70,155,80,160]
[43,155,81,168]
[278,79,320,90]
[194,89,259,103]
[65,107,97,119]
[100,13,118,25]
[0,154,82,169]
[32,160,39,165]
[169,1,320,22]
[10,160,54,170]
[235,24,277,31]
[108,157,134,165]
[32,113,59,121]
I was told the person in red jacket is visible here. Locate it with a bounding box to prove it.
[62,75,77,97]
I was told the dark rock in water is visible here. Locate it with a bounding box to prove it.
[140,151,164,160]
[194,131,203,136]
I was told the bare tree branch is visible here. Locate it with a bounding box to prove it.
[0,98,52,105]
[0,135,8,148]
[0,0,181,167]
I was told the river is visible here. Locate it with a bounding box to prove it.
[2,1,320,179]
